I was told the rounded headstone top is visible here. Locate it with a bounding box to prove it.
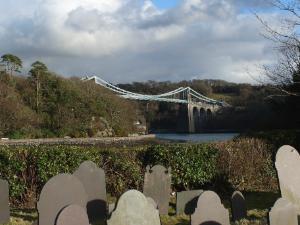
[75,161,98,173]
[117,190,146,207]
[273,198,293,208]
[231,191,244,199]
[197,191,221,206]
[37,173,87,209]
[56,205,89,225]
[147,165,171,174]
[276,145,299,163]
[151,165,167,171]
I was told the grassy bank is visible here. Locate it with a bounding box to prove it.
[6,192,279,225]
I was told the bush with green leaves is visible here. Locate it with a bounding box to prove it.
[144,144,219,190]
[0,145,145,207]
[0,139,278,207]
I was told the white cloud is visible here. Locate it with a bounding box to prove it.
[0,0,277,83]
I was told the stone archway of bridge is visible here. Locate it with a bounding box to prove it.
[200,108,206,121]
[207,108,213,120]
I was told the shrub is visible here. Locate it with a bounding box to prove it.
[216,138,278,192]
[239,130,300,151]
[0,139,279,208]
[144,144,219,190]
[0,145,145,207]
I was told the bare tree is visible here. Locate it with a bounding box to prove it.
[256,0,300,97]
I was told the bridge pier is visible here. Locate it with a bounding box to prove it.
[188,104,195,133]
[185,103,218,133]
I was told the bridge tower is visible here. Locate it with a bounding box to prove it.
[185,88,218,133]
[177,88,197,133]
[187,88,196,133]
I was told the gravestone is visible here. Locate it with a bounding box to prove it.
[56,205,89,225]
[107,190,161,225]
[143,165,171,215]
[109,203,116,214]
[231,191,246,221]
[269,198,298,225]
[191,191,230,225]
[73,161,107,222]
[0,179,9,224]
[37,173,88,225]
[176,190,203,215]
[275,145,300,213]
[147,197,158,209]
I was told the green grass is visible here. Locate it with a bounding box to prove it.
[4,192,278,225]
[4,209,37,225]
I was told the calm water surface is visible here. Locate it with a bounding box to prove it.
[155,133,239,143]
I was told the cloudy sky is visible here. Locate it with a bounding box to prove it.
[0,0,280,83]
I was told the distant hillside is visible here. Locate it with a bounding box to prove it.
[0,72,139,139]
[118,79,299,131]
[118,79,272,105]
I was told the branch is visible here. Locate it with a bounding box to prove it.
[254,13,300,47]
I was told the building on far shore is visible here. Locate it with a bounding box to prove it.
[0,63,6,73]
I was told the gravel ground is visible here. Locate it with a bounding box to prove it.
[0,135,157,147]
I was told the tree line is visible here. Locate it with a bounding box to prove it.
[119,78,299,132]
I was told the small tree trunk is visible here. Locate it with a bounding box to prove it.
[36,71,40,113]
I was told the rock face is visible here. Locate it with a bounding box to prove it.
[143,165,171,215]
[107,190,161,225]
[0,179,9,224]
[37,173,88,225]
[269,198,298,225]
[231,191,247,221]
[191,191,230,225]
[74,161,107,223]
[94,117,114,137]
[176,190,203,215]
[55,205,89,225]
[275,145,300,213]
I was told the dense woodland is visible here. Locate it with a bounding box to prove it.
[0,57,138,138]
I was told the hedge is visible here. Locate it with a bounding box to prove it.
[0,139,278,208]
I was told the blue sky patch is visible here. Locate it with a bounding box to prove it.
[152,0,180,9]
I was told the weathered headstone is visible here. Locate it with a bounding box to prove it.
[275,145,300,213]
[109,203,116,214]
[143,165,171,215]
[56,205,89,225]
[176,190,203,215]
[269,198,298,225]
[0,179,9,224]
[231,191,246,221]
[37,173,88,225]
[191,191,230,225]
[74,161,107,222]
[147,197,158,209]
[107,190,161,225]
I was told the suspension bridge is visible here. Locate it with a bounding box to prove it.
[82,76,225,133]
